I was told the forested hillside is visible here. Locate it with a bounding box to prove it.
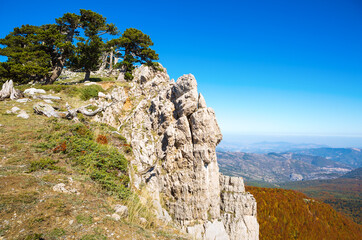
[280,172,362,224]
[246,186,362,240]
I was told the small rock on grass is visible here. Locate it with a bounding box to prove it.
[114,205,128,217]
[139,217,147,224]
[10,106,20,113]
[24,88,46,95]
[16,98,31,103]
[17,110,29,119]
[111,213,121,221]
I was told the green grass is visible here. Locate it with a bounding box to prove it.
[78,85,104,100]
[28,158,66,173]
[36,120,130,199]
[76,214,93,225]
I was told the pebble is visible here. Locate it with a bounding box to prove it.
[111,213,121,221]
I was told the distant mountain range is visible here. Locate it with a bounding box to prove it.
[291,147,362,168]
[217,148,361,183]
[217,141,329,153]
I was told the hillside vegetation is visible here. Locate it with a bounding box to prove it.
[246,186,362,240]
[280,175,362,224]
[0,79,186,239]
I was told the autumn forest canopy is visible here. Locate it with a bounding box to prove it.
[0,9,159,84]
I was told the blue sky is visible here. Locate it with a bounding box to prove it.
[1,0,362,143]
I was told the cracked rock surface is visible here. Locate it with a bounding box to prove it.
[94,65,259,240]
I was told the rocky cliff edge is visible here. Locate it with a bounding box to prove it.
[94,65,259,240]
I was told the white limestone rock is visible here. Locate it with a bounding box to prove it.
[187,224,204,239]
[39,95,61,100]
[10,107,21,114]
[16,98,31,103]
[84,82,98,86]
[53,183,78,194]
[33,103,61,118]
[204,220,230,240]
[172,74,198,118]
[111,213,121,221]
[220,174,259,240]
[198,93,207,109]
[17,110,29,119]
[24,88,46,95]
[114,205,128,217]
[94,65,259,240]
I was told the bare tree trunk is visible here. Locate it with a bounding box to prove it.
[84,70,91,81]
[47,27,76,84]
[47,58,66,84]
[0,80,23,100]
[97,52,108,73]
[109,51,114,72]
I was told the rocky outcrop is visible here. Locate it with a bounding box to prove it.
[220,175,259,240]
[94,65,259,239]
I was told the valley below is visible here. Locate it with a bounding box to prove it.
[217,147,362,226]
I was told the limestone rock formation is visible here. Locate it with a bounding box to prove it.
[94,65,259,240]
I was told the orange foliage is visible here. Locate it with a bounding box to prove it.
[96,135,108,145]
[53,141,66,153]
[246,186,362,240]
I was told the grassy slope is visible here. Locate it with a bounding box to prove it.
[0,81,186,239]
[246,186,362,240]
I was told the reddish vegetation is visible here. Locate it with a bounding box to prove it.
[281,178,362,224]
[53,141,66,153]
[246,186,362,240]
[96,135,108,145]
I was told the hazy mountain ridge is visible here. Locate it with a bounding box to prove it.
[217,141,328,153]
[291,147,362,168]
[340,167,362,180]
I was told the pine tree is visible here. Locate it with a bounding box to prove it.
[114,28,159,80]
[0,25,53,83]
[67,9,118,81]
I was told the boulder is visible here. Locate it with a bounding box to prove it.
[33,103,61,118]
[24,88,46,95]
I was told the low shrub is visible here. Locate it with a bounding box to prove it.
[39,120,130,199]
[96,135,108,144]
[79,85,104,101]
[28,158,65,173]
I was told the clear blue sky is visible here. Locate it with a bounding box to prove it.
[1,0,361,140]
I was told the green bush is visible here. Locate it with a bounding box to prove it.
[40,121,130,199]
[79,85,104,100]
[28,158,65,173]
